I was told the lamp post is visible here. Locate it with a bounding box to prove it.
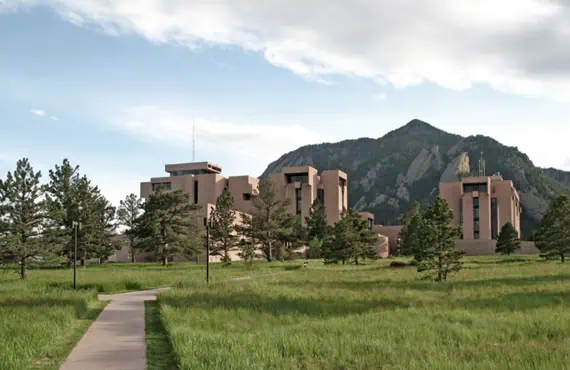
[72,207,82,290]
[204,216,211,284]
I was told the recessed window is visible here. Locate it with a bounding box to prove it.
[317,189,325,202]
[243,193,252,201]
[295,188,302,215]
[152,182,171,191]
[194,181,199,204]
[286,173,309,184]
[463,183,488,193]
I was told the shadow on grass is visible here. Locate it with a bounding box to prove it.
[273,274,570,294]
[0,297,99,319]
[161,291,408,318]
[45,280,143,292]
[145,301,179,370]
[462,291,570,312]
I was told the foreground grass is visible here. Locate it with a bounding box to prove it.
[158,257,570,369]
[1,261,281,369]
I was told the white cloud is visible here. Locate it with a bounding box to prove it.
[6,0,570,100]
[51,116,60,121]
[117,105,322,161]
[29,108,46,117]
[373,93,387,101]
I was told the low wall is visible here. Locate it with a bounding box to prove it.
[456,240,539,256]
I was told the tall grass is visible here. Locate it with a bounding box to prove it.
[158,257,570,369]
[0,261,283,369]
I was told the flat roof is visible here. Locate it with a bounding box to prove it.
[165,161,222,174]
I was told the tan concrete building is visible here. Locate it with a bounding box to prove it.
[141,161,348,226]
[440,175,522,241]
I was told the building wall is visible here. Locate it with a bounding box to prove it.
[321,170,348,225]
[227,176,259,214]
[373,225,403,254]
[456,240,539,256]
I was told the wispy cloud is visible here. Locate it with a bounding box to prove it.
[372,93,387,101]
[51,116,60,121]
[116,105,323,161]
[7,0,570,100]
[29,108,47,117]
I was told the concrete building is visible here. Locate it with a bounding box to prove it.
[440,174,522,241]
[141,161,348,225]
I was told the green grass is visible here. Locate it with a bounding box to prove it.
[0,261,283,369]
[157,256,570,370]
[146,301,179,370]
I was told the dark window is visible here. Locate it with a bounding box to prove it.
[367,218,373,229]
[473,197,480,239]
[152,182,171,191]
[463,183,488,193]
[459,199,463,225]
[340,177,346,209]
[286,173,309,184]
[295,189,302,215]
[317,189,325,202]
[194,181,199,204]
[243,193,252,201]
[491,198,498,240]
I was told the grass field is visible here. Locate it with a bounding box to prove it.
[157,256,570,370]
[0,261,282,370]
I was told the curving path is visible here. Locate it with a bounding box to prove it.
[60,288,170,370]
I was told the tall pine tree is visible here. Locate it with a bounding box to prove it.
[134,190,201,266]
[415,198,463,282]
[535,195,570,263]
[117,193,143,262]
[248,179,291,262]
[495,222,521,255]
[210,187,237,266]
[305,199,329,259]
[0,159,46,279]
[399,201,422,257]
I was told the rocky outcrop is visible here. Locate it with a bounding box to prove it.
[441,152,470,183]
[405,146,444,185]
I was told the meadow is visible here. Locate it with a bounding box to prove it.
[0,262,283,369]
[157,257,570,370]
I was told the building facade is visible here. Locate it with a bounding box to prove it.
[140,161,348,226]
[440,175,522,241]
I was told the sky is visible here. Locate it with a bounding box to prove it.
[1,0,570,206]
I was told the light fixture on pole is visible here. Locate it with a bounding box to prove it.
[72,206,83,290]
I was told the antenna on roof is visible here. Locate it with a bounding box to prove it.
[478,151,486,176]
[192,117,196,162]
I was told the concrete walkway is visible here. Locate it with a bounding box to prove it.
[60,288,170,370]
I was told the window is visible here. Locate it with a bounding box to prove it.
[473,197,480,239]
[491,197,498,240]
[194,180,199,204]
[339,177,346,208]
[367,218,373,229]
[295,188,302,215]
[170,170,194,176]
[317,189,325,203]
[459,199,463,225]
[152,182,171,191]
[286,173,309,184]
[243,193,252,201]
[463,183,488,193]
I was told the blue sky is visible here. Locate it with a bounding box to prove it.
[1,1,570,206]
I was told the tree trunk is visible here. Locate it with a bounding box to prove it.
[80,258,86,267]
[20,258,27,280]
[268,240,273,262]
[162,255,169,266]
[562,253,565,263]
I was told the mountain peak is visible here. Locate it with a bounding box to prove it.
[387,118,447,138]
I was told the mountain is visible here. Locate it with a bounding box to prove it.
[262,119,570,239]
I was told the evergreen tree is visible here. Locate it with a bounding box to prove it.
[43,159,81,263]
[399,201,422,257]
[495,222,521,255]
[134,190,201,266]
[305,199,329,259]
[323,209,377,265]
[248,179,291,262]
[210,187,237,266]
[278,214,306,260]
[236,213,258,266]
[415,198,463,282]
[117,193,143,262]
[535,195,570,263]
[0,159,47,279]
